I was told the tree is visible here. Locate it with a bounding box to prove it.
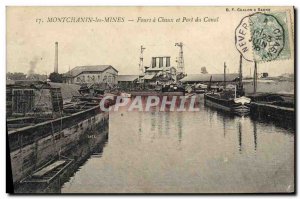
[49,72,63,83]
[201,67,208,74]
[6,72,27,80]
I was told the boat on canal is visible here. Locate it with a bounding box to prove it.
[20,157,74,185]
[6,80,114,185]
[204,92,251,116]
[204,62,251,116]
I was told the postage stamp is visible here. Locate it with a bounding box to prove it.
[235,12,291,62]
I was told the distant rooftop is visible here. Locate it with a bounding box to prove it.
[180,73,239,83]
[66,65,118,77]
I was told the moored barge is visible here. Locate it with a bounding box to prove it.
[204,92,251,116]
[7,80,114,185]
[247,93,294,126]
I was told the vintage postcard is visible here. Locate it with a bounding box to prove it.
[6,6,295,194]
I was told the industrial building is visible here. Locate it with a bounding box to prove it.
[141,56,177,87]
[63,65,118,85]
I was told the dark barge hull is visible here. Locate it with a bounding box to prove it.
[204,94,250,116]
[247,93,295,127]
[8,105,109,185]
[249,102,295,126]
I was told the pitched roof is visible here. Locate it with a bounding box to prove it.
[67,65,118,77]
[180,73,239,83]
[143,74,156,80]
[117,75,139,82]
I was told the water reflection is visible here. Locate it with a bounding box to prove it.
[59,96,293,193]
[179,114,184,143]
[138,111,143,142]
[205,105,284,154]
[253,120,257,151]
[238,120,242,152]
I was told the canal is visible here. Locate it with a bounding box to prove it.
[60,96,294,193]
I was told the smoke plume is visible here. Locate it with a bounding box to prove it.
[27,56,41,77]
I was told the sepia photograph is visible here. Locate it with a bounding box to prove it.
[5,6,295,194]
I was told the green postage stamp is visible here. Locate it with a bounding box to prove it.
[235,11,292,62]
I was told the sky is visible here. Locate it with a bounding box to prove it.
[6,6,294,77]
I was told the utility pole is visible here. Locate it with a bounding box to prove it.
[224,62,227,89]
[138,45,146,82]
[175,42,185,75]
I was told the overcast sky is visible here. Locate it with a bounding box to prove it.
[7,6,294,76]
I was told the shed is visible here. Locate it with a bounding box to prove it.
[117,75,139,90]
[117,75,139,82]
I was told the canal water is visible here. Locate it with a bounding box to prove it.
[61,96,294,193]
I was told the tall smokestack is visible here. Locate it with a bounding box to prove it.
[54,42,58,73]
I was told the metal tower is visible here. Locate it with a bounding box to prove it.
[139,45,146,77]
[175,42,185,74]
[54,42,58,73]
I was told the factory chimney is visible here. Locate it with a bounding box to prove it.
[54,42,58,73]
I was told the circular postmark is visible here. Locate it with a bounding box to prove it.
[235,13,285,62]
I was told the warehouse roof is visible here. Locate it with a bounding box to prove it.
[180,73,239,83]
[67,65,118,77]
[117,75,139,82]
[143,74,156,80]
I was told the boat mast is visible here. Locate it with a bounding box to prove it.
[239,54,243,93]
[253,61,257,93]
[224,62,226,89]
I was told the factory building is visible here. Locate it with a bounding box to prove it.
[63,65,118,85]
[141,56,177,87]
